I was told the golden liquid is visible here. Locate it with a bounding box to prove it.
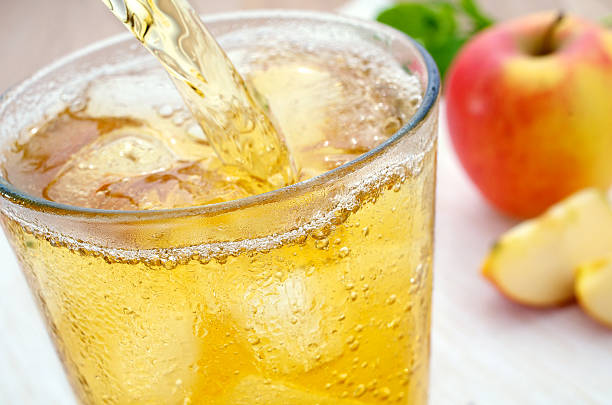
[0,15,435,405]
[3,157,435,404]
[101,0,295,190]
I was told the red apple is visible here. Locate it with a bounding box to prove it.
[446,12,612,218]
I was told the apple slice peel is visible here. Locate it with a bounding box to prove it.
[575,258,612,328]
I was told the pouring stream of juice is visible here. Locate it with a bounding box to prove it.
[101,0,296,191]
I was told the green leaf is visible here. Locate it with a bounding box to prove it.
[377,3,456,49]
[459,0,494,32]
[428,35,467,77]
[376,0,494,78]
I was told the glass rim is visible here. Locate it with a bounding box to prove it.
[0,9,440,221]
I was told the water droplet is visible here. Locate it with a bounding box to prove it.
[353,384,366,397]
[338,373,348,383]
[350,291,358,301]
[172,114,186,126]
[386,294,397,305]
[349,340,360,351]
[331,209,349,225]
[362,226,370,236]
[307,342,319,351]
[338,246,350,258]
[314,238,329,250]
[187,123,206,141]
[69,98,86,113]
[157,104,174,117]
[193,321,208,338]
[311,225,331,240]
[380,387,391,399]
[387,319,400,329]
[248,336,260,345]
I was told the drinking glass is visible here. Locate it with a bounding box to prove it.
[0,11,439,405]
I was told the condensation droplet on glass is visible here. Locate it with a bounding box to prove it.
[69,98,86,113]
[353,384,366,397]
[60,92,77,104]
[314,238,329,250]
[187,123,206,140]
[172,114,186,126]
[157,104,174,118]
[338,246,350,258]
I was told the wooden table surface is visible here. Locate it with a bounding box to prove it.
[1,1,612,404]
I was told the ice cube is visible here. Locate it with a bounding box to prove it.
[248,63,343,153]
[224,267,348,375]
[247,52,420,177]
[44,125,253,209]
[45,127,177,209]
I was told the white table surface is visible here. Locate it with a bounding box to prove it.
[2,2,612,404]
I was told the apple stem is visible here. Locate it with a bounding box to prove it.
[537,11,565,56]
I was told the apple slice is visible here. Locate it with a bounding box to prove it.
[482,188,612,307]
[575,259,612,328]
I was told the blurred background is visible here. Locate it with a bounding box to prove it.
[0,0,610,93]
